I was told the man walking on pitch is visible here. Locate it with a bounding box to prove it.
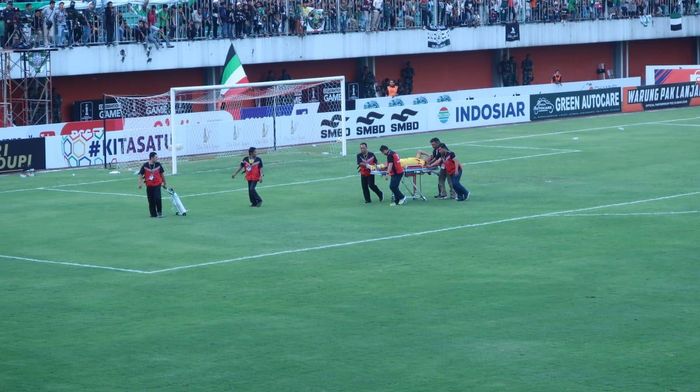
[417,137,455,199]
[138,152,167,217]
[357,142,383,203]
[379,145,406,206]
[232,147,264,207]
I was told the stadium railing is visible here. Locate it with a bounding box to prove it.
[0,0,696,50]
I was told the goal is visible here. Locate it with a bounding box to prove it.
[108,76,347,174]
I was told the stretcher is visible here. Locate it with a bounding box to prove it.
[165,187,188,216]
[370,158,439,201]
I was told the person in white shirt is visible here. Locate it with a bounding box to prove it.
[371,0,383,30]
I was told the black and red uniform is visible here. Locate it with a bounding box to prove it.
[386,150,405,203]
[442,151,470,201]
[139,161,165,217]
[357,151,383,203]
[241,156,263,206]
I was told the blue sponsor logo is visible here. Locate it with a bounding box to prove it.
[455,101,526,122]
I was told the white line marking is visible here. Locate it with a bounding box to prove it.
[657,123,700,128]
[398,115,700,152]
[145,191,700,274]
[0,178,132,195]
[465,144,580,152]
[464,151,578,165]
[556,210,700,217]
[41,188,145,198]
[181,175,357,198]
[0,254,148,274]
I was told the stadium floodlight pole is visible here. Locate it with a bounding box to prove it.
[340,75,347,156]
[169,88,178,175]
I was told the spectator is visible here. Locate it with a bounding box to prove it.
[280,69,292,80]
[387,79,399,97]
[148,24,174,49]
[147,5,157,27]
[105,1,116,46]
[212,1,220,38]
[52,88,62,122]
[33,8,44,46]
[134,19,148,48]
[55,1,67,47]
[235,3,246,38]
[401,61,414,93]
[372,0,383,30]
[83,2,99,44]
[507,55,517,85]
[552,68,562,84]
[521,53,534,85]
[159,4,170,37]
[192,5,203,38]
[2,1,18,48]
[66,1,80,48]
[384,0,394,29]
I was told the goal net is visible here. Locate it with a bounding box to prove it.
[107,76,346,174]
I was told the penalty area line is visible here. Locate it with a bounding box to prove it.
[145,190,700,274]
[0,254,149,274]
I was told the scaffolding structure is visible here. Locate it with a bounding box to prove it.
[1,48,54,127]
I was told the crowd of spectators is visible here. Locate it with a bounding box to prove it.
[1,0,697,49]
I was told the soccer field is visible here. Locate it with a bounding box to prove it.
[1,107,699,391]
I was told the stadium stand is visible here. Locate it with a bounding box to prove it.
[0,0,695,50]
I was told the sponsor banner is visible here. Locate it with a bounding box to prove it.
[0,138,46,173]
[505,22,520,42]
[71,98,122,121]
[645,65,700,85]
[0,123,63,140]
[347,83,360,101]
[427,27,451,49]
[622,82,700,112]
[530,88,621,121]
[355,77,640,109]
[428,95,530,130]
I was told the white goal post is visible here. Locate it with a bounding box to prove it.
[168,76,347,175]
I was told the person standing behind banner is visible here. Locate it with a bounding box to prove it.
[438,143,470,202]
[357,142,384,203]
[386,80,398,97]
[379,145,406,206]
[232,147,264,207]
[138,152,167,218]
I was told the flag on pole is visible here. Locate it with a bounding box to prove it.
[219,44,250,118]
[221,44,249,87]
[670,12,682,31]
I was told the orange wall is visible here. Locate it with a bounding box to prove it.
[376,51,494,93]
[53,69,207,121]
[246,58,361,84]
[510,43,615,84]
[628,38,696,84]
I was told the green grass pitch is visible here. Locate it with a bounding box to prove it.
[1,107,699,391]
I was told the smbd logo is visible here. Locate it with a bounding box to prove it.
[320,114,350,139]
[355,111,385,136]
[390,109,419,133]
